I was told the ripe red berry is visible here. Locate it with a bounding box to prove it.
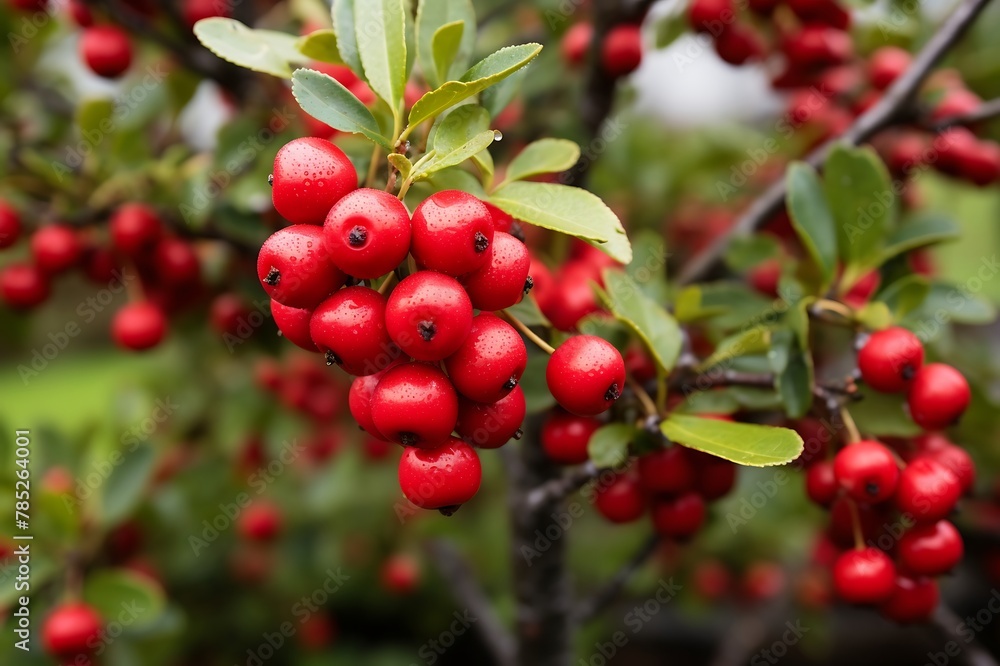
[907,363,971,430]
[154,237,200,285]
[858,327,924,392]
[895,457,961,522]
[638,446,695,494]
[323,188,411,279]
[455,386,526,449]
[109,204,162,255]
[539,262,603,331]
[0,200,21,249]
[879,575,939,624]
[561,22,593,66]
[31,224,81,273]
[444,313,527,403]
[651,492,706,539]
[689,0,733,33]
[348,360,402,441]
[868,46,911,90]
[380,554,420,595]
[386,271,473,361]
[0,263,50,309]
[398,437,482,511]
[257,225,347,309]
[238,501,282,541]
[925,444,975,494]
[42,603,103,657]
[692,451,737,500]
[270,300,319,352]
[601,24,643,77]
[67,0,94,26]
[898,520,963,576]
[461,232,531,312]
[833,440,899,503]
[782,26,852,69]
[9,0,48,11]
[112,302,167,350]
[271,137,357,225]
[210,293,249,337]
[714,24,765,66]
[371,363,459,447]
[787,0,851,29]
[309,286,399,375]
[80,25,133,78]
[181,0,231,28]
[410,190,494,277]
[546,335,625,417]
[594,473,646,523]
[540,411,601,465]
[806,459,838,506]
[832,548,895,604]
[931,88,981,123]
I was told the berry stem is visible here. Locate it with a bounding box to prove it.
[840,406,862,444]
[377,272,397,296]
[846,498,866,551]
[364,144,382,189]
[812,298,855,322]
[627,377,658,418]
[655,371,668,415]
[501,310,555,355]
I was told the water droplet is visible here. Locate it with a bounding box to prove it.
[493,130,503,141]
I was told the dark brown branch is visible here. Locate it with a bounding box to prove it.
[573,534,661,623]
[932,605,1000,666]
[525,461,603,511]
[677,0,997,286]
[930,96,1000,130]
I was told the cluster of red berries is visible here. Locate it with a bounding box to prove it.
[561,21,644,78]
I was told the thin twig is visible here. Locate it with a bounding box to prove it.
[526,461,603,510]
[500,310,556,354]
[574,534,661,623]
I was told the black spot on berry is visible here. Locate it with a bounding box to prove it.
[418,320,436,341]
[865,481,880,497]
[264,267,280,286]
[605,382,621,402]
[474,231,489,253]
[513,428,524,440]
[348,226,368,247]
[267,174,274,187]
[503,377,518,390]
[438,504,461,517]
[523,276,534,294]
[325,350,341,367]
[400,432,419,446]
[901,365,916,381]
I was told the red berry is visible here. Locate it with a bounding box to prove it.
[786,0,851,29]
[879,575,938,624]
[112,302,167,350]
[323,188,411,279]
[806,459,838,506]
[832,548,895,604]
[9,0,48,11]
[309,286,399,375]
[371,363,459,448]
[546,335,625,417]
[561,22,593,66]
[748,258,781,296]
[651,492,706,539]
[539,262,603,331]
[398,437,482,510]
[348,360,402,441]
[31,224,81,273]
[858,327,924,393]
[782,26,852,69]
[868,46,911,90]
[110,204,162,255]
[80,25,133,78]
[482,201,515,234]
[925,443,975,494]
[461,232,531,311]
[271,300,320,352]
[238,501,282,541]
[67,0,93,26]
[714,23,765,66]
[689,0,733,33]
[153,237,200,285]
[42,603,103,657]
[386,271,473,361]
[444,313,527,403]
[907,363,970,430]
[0,263,50,309]
[410,190,494,276]
[885,132,928,176]
[594,473,646,523]
[271,137,357,225]
[0,200,21,249]
[181,0,231,28]
[540,411,601,465]
[455,386,526,449]
[692,452,737,500]
[833,440,900,503]
[380,554,420,595]
[210,294,249,336]
[638,446,695,495]
[257,225,347,309]
[601,24,642,77]
[931,89,981,123]
[898,520,963,576]
[895,457,961,522]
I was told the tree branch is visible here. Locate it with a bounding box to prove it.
[573,534,661,623]
[525,461,603,511]
[677,0,997,286]
[932,605,1000,666]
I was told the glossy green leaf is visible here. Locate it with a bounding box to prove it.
[332,0,363,74]
[84,569,166,630]
[769,329,813,419]
[724,234,781,272]
[880,213,960,263]
[503,138,580,184]
[100,444,157,526]
[416,0,476,88]
[851,391,922,437]
[786,162,837,291]
[698,327,771,371]
[520,353,555,414]
[431,21,465,87]
[877,274,930,320]
[824,145,896,272]
[194,18,306,78]
[415,131,495,179]
[295,29,344,64]
[587,423,635,469]
[387,153,412,182]
[901,281,998,331]
[660,414,803,467]
[354,0,408,113]
[600,270,682,373]
[504,295,550,327]
[292,68,392,148]
[856,301,892,330]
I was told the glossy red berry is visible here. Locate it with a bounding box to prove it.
[546,335,625,417]
[539,262,602,331]
[0,200,21,249]
[925,444,975,494]
[895,457,961,522]
[858,327,924,392]
[0,263,50,309]
[270,300,319,352]
[692,451,737,500]
[868,46,911,90]
[109,204,162,255]
[932,89,981,123]
[398,437,482,511]
[348,361,402,441]
[31,224,81,273]
[460,232,531,312]
[782,26,852,68]
[80,25,133,78]
[806,460,838,506]
[879,575,939,624]
[371,363,458,448]
[832,548,895,604]
[270,137,357,225]
[444,313,527,403]
[238,502,282,541]
[689,0,733,33]
[9,0,48,11]
[540,411,601,465]
[898,520,963,576]
[907,363,971,430]
[323,188,411,279]
[257,225,347,309]
[42,603,103,657]
[455,386,526,449]
[638,446,695,495]
[181,0,231,28]
[594,473,646,523]
[380,554,420,595]
[112,302,167,351]
[154,237,200,285]
[309,286,399,375]
[386,271,473,361]
[714,23,765,65]
[410,190,494,277]
[210,294,249,337]
[833,440,899,503]
[601,24,642,77]
[561,22,593,66]
[787,0,851,29]
[651,492,706,539]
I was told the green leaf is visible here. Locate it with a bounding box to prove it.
[587,423,635,468]
[725,234,781,273]
[84,569,166,630]
[416,0,476,88]
[101,445,157,526]
[505,295,550,327]
[880,213,960,263]
[76,99,114,137]
[332,0,363,74]
[901,281,998,331]
[769,329,813,419]
[415,105,494,178]
[660,414,803,467]
[387,153,412,182]
[292,68,392,148]
[877,274,930,320]
[481,67,527,118]
[851,391,922,437]
[503,138,581,184]
[354,0,408,113]
[698,327,771,371]
[295,29,344,64]
[194,18,307,78]
[824,145,896,273]
[599,270,682,373]
[431,21,465,87]
[406,43,542,131]
[786,162,837,292]
[520,353,555,414]
[489,181,631,263]
[856,301,892,330]
[415,131,495,179]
